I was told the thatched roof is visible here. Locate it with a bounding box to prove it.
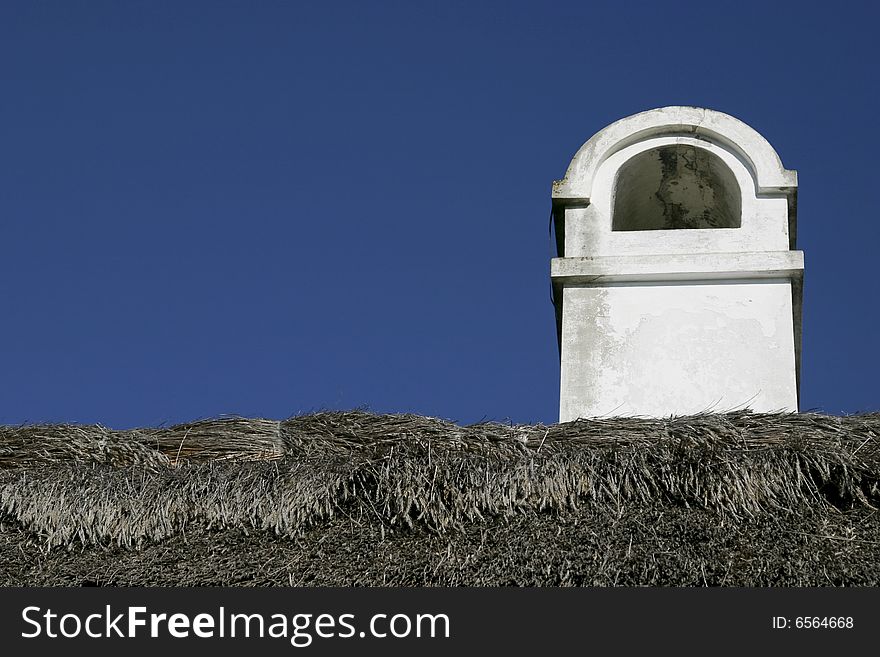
[2,410,879,586]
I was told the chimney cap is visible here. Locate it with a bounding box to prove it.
[552,106,797,202]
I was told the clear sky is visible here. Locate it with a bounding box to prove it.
[1,1,877,428]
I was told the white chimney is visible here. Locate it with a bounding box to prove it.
[551,107,803,420]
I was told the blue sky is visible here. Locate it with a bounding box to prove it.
[1,1,877,427]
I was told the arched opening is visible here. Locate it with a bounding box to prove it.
[612,145,741,231]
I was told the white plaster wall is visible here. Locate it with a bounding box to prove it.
[559,279,798,420]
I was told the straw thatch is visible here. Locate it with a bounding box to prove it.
[1,410,879,586]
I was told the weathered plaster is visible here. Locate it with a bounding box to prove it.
[559,281,798,419]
